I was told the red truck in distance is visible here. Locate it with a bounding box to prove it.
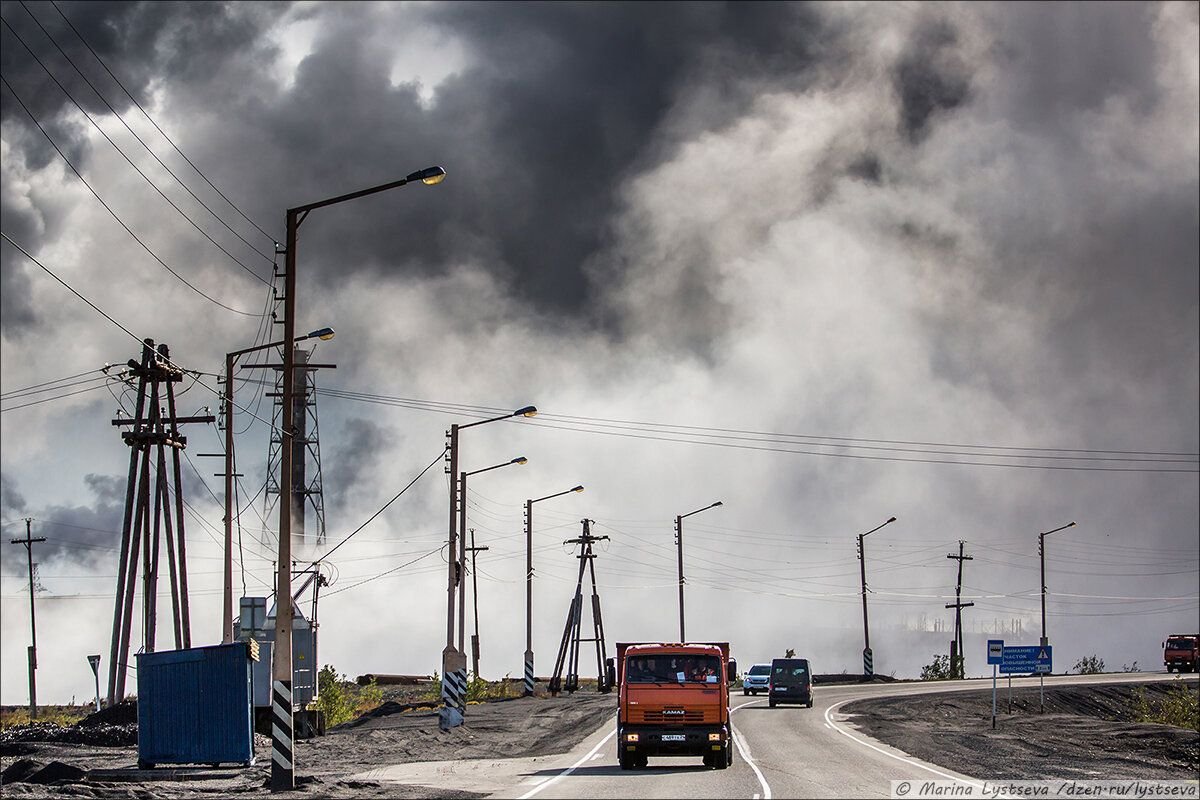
[1162,634,1199,673]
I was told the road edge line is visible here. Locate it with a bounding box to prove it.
[823,698,986,788]
[517,715,617,800]
[730,697,772,798]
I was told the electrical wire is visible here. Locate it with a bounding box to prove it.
[312,387,1199,473]
[47,0,278,245]
[0,75,265,316]
[12,2,276,269]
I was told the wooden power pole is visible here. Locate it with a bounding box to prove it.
[946,541,974,679]
[10,519,46,719]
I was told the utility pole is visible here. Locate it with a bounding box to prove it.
[11,519,46,720]
[1038,521,1076,712]
[945,541,974,679]
[549,520,611,695]
[465,529,490,680]
[675,501,723,643]
[857,517,896,678]
[524,485,584,696]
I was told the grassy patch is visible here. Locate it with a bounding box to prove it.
[0,706,91,729]
[1131,680,1200,732]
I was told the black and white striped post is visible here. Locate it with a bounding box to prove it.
[271,680,293,782]
[523,653,536,696]
[863,647,874,677]
[440,646,467,729]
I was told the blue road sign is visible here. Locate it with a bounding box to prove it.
[999,645,1052,674]
[987,640,1004,666]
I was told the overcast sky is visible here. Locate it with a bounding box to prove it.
[1,1,1197,705]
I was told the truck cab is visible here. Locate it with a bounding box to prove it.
[1163,634,1199,673]
[608,642,736,770]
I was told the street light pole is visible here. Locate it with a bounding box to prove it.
[524,485,584,696]
[224,328,333,645]
[458,458,527,661]
[857,516,896,678]
[675,501,723,642]
[271,165,444,792]
[1038,520,1076,712]
[440,406,536,730]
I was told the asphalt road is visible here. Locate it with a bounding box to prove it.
[485,672,1185,799]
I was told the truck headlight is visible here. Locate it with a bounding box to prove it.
[708,733,721,742]
[626,733,639,743]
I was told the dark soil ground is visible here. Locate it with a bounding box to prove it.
[2,679,1196,796]
[843,679,1200,781]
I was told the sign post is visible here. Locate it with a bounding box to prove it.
[86,654,102,712]
[987,640,1003,729]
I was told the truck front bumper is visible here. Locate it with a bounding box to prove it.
[618,724,729,758]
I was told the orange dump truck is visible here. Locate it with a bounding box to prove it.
[1163,634,1199,673]
[606,642,737,770]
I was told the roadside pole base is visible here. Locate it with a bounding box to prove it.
[438,706,463,730]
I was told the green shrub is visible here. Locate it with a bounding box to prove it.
[1132,681,1200,732]
[920,654,962,681]
[1073,655,1105,674]
[316,665,354,727]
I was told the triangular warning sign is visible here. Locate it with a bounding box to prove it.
[1038,648,1048,659]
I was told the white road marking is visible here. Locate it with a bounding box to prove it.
[590,752,602,761]
[731,698,772,799]
[822,699,986,788]
[518,719,617,799]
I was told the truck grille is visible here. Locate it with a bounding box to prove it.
[640,709,706,724]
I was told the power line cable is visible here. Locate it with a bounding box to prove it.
[47,0,278,245]
[13,1,276,267]
[0,74,266,316]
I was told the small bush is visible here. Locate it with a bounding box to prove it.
[1131,681,1200,731]
[1073,655,1105,674]
[316,665,354,727]
[1122,661,1141,673]
[920,654,962,681]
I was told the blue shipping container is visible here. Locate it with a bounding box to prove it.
[136,641,255,767]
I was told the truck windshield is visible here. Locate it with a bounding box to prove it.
[1166,638,1194,649]
[626,654,722,684]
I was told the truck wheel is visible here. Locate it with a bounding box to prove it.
[715,749,729,770]
[769,698,776,708]
[743,688,749,696]
[618,749,632,771]
[637,755,648,768]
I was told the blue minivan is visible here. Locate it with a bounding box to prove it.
[767,658,813,708]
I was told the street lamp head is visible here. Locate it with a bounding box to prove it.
[514,405,538,418]
[407,166,446,185]
[512,456,529,465]
[305,327,335,341]
[712,501,723,508]
[571,485,584,493]
[886,516,897,524]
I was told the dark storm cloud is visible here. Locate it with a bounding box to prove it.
[186,1,833,320]
[0,473,122,571]
[0,0,286,332]
[1,473,27,516]
[323,417,398,519]
[893,18,970,144]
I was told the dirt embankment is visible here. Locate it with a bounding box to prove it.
[1,693,617,798]
[843,680,1199,781]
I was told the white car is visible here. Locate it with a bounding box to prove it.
[742,663,771,695]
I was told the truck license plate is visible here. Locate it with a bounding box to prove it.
[661,734,686,742]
